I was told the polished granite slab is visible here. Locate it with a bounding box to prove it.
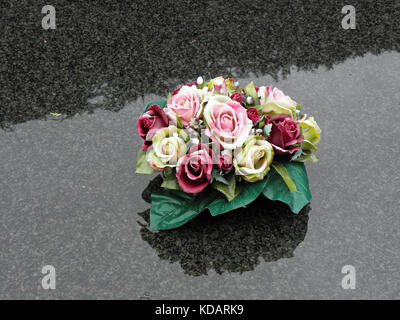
[1,52,399,299]
[1,1,400,299]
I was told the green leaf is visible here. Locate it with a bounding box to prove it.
[144,99,167,113]
[271,163,297,192]
[135,149,157,174]
[161,172,180,190]
[150,190,217,230]
[207,178,266,216]
[198,81,207,90]
[291,147,303,161]
[263,162,311,214]
[176,113,183,129]
[211,174,238,201]
[263,123,272,139]
[244,82,260,105]
[302,140,318,151]
[295,151,319,163]
[211,170,229,185]
[296,104,302,119]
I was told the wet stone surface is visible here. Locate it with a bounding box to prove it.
[1,1,400,299]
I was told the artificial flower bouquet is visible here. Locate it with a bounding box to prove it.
[136,77,321,230]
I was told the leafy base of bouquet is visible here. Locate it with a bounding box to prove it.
[136,77,321,230]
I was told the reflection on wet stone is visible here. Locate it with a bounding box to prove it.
[138,176,310,276]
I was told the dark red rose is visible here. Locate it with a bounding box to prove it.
[217,153,233,171]
[230,92,243,104]
[176,144,214,193]
[268,115,304,155]
[136,104,169,151]
[247,108,260,123]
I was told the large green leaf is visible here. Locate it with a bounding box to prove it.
[207,178,267,216]
[135,149,157,174]
[262,162,311,214]
[150,190,217,230]
[271,162,297,192]
[144,99,167,112]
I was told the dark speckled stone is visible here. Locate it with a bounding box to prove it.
[1,0,399,126]
[1,1,400,299]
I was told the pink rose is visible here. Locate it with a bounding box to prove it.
[203,96,253,150]
[164,86,201,126]
[172,82,198,96]
[230,92,243,104]
[259,86,297,107]
[217,153,233,171]
[176,144,214,193]
[268,115,304,155]
[246,107,260,123]
[136,104,169,151]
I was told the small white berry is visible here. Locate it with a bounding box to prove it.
[246,96,254,105]
[197,76,204,85]
[234,81,239,89]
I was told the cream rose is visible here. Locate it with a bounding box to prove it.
[258,86,298,118]
[234,135,274,182]
[146,126,189,170]
[299,115,321,151]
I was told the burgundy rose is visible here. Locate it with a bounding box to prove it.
[268,115,304,155]
[247,108,260,123]
[176,144,213,193]
[136,104,169,151]
[217,153,233,171]
[230,92,243,104]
